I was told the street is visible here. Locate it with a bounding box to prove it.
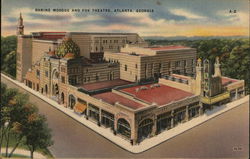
[1,76,249,158]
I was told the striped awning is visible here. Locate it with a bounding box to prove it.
[74,102,87,113]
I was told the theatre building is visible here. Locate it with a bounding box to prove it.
[17,13,246,144]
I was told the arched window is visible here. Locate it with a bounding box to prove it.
[68,94,76,109]
[117,118,131,139]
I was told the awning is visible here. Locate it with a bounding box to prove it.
[74,102,87,113]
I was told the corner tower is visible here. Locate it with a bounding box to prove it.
[17,13,24,35]
[16,13,32,82]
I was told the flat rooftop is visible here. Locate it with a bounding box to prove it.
[78,79,132,91]
[222,76,239,85]
[93,92,145,110]
[120,83,194,106]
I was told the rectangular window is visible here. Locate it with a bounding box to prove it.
[125,65,127,71]
[45,71,48,77]
[175,61,181,67]
[36,70,40,77]
[183,60,187,67]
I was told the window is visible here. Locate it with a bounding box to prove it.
[45,71,48,77]
[175,61,181,67]
[125,65,127,71]
[135,64,137,68]
[61,76,65,83]
[96,46,98,51]
[96,74,99,81]
[36,70,40,77]
[183,60,187,67]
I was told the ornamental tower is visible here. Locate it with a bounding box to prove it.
[194,58,203,95]
[214,56,221,77]
[17,13,24,35]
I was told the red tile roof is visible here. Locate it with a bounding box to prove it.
[121,84,194,106]
[79,79,132,91]
[34,32,66,40]
[222,77,238,85]
[93,92,145,109]
[149,45,190,51]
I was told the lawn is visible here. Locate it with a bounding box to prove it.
[1,132,53,158]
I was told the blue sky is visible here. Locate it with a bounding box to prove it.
[1,0,249,36]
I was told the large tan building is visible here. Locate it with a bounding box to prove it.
[17,14,245,145]
[104,45,196,82]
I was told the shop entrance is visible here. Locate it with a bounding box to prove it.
[138,118,153,142]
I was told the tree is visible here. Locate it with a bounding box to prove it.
[23,114,53,159]
[7,103,38,158]
[1,83,50,158]
[2,51,16,77]
[1,36,17,78]
[0,84,19,156]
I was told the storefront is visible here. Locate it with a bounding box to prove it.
[88,103,100,123]
[101,110,114,129]
[156,112,171,134]
[174,108,186,125]
[138,118,153,142]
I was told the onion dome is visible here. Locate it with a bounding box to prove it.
[56,36,80,58]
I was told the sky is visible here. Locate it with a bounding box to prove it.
[1,0,249,37]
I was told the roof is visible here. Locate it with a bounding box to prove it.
[148,45,191,51]
[222,76,238,85]
[121,84,194,106]
[93,92,145,110]
[32,32,66,41]
[79,79,132,91]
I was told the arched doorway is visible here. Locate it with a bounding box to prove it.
[61,92,65,104]
[68,94,76,109]
[138,118,153,142]
[117,118,131,139]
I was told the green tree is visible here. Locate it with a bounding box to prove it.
[2,51,16,77]
[23,114,53,159]
[1,36,17,78]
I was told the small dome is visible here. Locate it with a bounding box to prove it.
[56,37,80,58]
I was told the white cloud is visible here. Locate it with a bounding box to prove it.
[170,9,206,19]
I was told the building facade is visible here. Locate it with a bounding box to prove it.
[17,14,245,145]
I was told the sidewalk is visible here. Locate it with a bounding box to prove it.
[2,73,249,153]
[1,147,46,159]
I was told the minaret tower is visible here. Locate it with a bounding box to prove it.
[17,12,24,35]
[195,58,203,95]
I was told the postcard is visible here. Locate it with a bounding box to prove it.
[1,0,249,158]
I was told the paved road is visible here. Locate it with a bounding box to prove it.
[1,76,249,158]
